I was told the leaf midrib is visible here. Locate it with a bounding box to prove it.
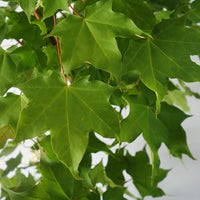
[85,21,115,66]
[48,166,70,200]
[18,87,65,131]
[151,41,197,81]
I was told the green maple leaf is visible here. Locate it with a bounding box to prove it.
[123,18,200,109]
[164,89,190,112]
[0,8,9,43]
[42,0,69,19]
[0,48,19,96]
[125,149,168,198]
[2,186,47,200]
[0,126,15,149]
[6,12,44,47]
[0,8,6,27]
[1,153,22,177]
[158,102,193,159]
[113,0,156,32]
[50,0,143,80]
[0,94,25,129]
[188,0,200,24]
[11,0,38,20]
[0,47,36,96]
[106,148,168,198]
[0,93,27,148]
[121,95,167,182]
[0,23,9,44]
[103,187,126,200]
[121,95,193,182]
[37,159,88,199]
[15,72,120,177]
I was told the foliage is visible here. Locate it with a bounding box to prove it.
[0,0,200,199]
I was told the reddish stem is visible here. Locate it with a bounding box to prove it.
[33,10,40,20]
[27,68,35,81]
[16,39,23,46]
[53,14,67,84]
[134,82,140,92]
[67,2,81,18]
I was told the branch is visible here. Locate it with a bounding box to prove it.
[53,14,68,84]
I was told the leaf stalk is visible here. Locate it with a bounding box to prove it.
[67,2,82,18]
[53,14,68,84]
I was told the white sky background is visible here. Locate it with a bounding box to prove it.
[1,1,200,200]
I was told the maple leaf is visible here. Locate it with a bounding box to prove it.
[121,95,193,182]
[0,126,15,149]
[188,0,200,23]
[0,93,27,148]
[50,0,143,80]
[123,18,200,109]
[5,11,44,47]
[113,0,156,32]
[0,48,19,96]
[0,8,9,43]
[42,0,69,19]
[106,148,168,198]
[0,47,39,96]
[15,72,120,177]
[13,0,38,20]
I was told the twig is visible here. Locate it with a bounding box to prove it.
[53,14,68,84]
[27,68,35,81]
[67,2,81,18]
[33,10,40,20]
[16,39,23,46]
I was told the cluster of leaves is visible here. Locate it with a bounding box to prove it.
[0,0,200,199]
